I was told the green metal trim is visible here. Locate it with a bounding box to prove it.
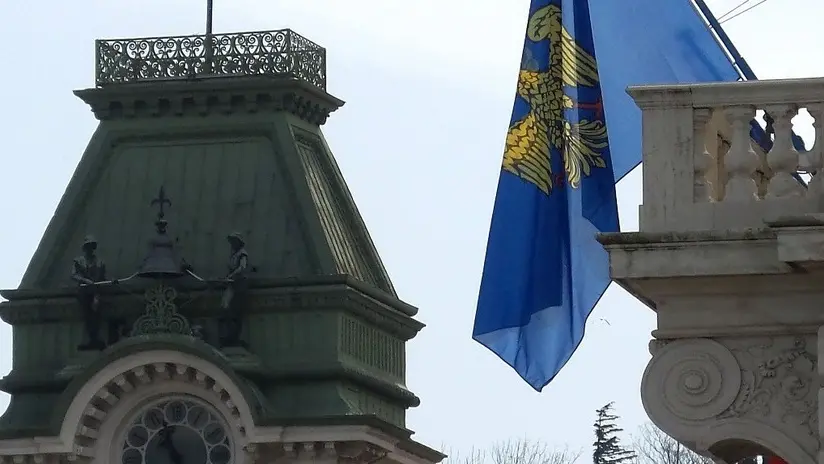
[75,76,342,124]
[2,275,419,316]
[242,361,419,408]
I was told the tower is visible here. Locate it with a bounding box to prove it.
[0,26,443,464]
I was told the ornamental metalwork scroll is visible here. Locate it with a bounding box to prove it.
[95,29,326,89]
[131,284,193,336]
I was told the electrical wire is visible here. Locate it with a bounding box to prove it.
[717,0,754,21]
[720,0,769,23]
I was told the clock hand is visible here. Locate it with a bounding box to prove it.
[158,421,184,464]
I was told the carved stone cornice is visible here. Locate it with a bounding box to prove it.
[0,441,395,464]
[73,76,343,125]
[258,440,390,463]
[641,335,817,463]
[0,455,62,464]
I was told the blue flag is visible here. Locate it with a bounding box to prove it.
[473,0,740,391]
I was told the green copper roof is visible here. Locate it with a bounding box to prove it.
[18,77,395,296]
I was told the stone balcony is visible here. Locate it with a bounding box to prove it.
[600,78,824,464]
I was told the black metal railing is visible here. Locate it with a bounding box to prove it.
[95,29,326,89]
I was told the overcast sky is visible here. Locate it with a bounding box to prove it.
[1,0,822,457]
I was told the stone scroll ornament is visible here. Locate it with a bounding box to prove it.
[641,339,742,427]
[642,336,818,460]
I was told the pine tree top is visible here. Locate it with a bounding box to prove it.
[593,402,637,464]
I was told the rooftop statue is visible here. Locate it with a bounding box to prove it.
[219,232,249,347]
[71,235,108,351]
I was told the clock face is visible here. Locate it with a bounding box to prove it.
[120,397,233,464]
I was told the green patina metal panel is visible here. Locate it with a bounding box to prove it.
[339,314,405,380]
[290,125,396,296]
[38,136,316,287]
[246,311,339,365]
[11,322,82,370]
[342,384,406,427]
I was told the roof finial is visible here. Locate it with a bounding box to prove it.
[150,186,172,220]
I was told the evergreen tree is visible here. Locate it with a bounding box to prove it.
[593,402,636,464]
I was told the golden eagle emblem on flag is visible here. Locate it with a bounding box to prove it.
[502,4,609,195]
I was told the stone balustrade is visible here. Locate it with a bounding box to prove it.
[628,78,824,233]
[602,77,824,464]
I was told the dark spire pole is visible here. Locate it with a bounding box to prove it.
[691,0,756,80]
[206,0,214,35]
[691,0,808,169]
[205,0,214,74]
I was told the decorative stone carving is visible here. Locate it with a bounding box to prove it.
[641,335,817,461]
[0,456,59,464]
[273,441,390,464]
[648,339,672,355]
[337,442,390,463]
[281,442,338,461]
[719,336,817,438]
[70,361,246,461]
[643,339,742,424]
[243,444,260,463]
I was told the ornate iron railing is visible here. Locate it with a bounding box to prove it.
[95,29,326,89]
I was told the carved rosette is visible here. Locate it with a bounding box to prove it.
[641,336,818,462]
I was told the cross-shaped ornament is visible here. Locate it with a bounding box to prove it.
[150,186,172,220]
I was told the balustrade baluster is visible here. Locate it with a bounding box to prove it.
[693,108,713,202]
[805,104,824,195]
[764,104,803,198]
[723,106,760,201]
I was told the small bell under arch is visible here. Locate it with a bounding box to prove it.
[137,219,185,280]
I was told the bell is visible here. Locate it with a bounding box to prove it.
[137,220,185,280]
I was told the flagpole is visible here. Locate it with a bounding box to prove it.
[205,0,214,74]
[691,0,757,80]
[692,0,810,174]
